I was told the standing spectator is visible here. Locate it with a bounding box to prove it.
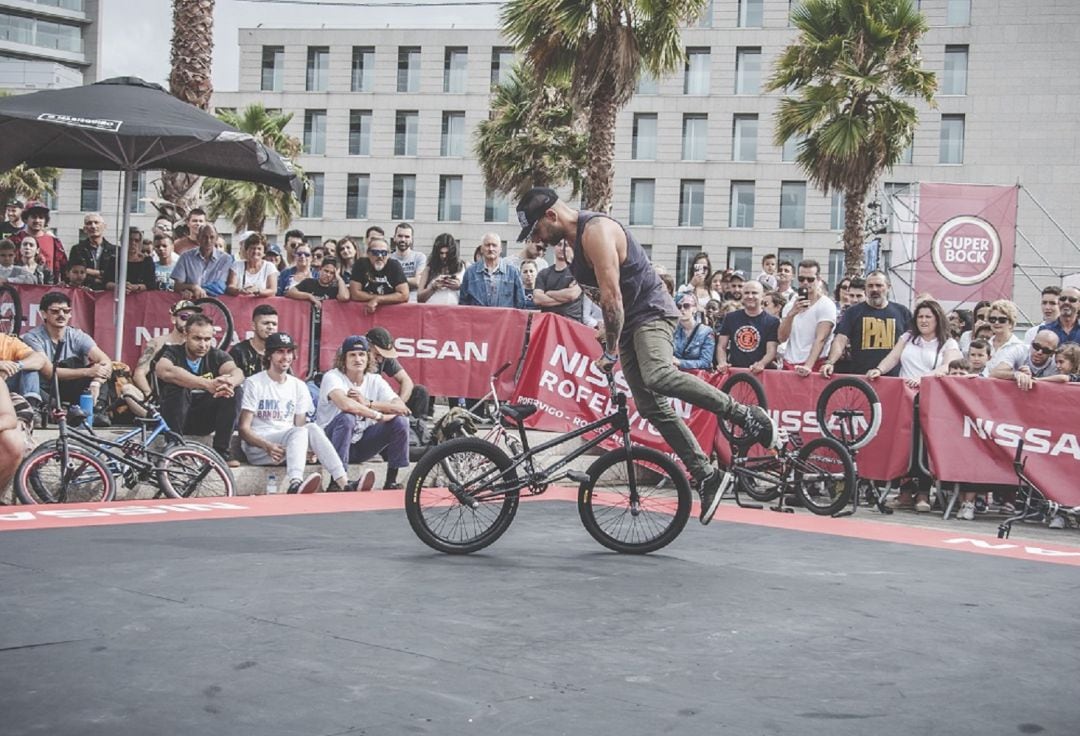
[389,222,427,301]
[966,338,991,376]
[716,280,779,374]
[833,276,852,307]
[727,270,747,302]
[417,233,464,305]
[775,260,796,302]
[17,235,52,284]
[363,226,384,247]
[520,259,539,310]
[316,335,409,491]
[238,332,351,494]
[229,305,279,379]
[505,238,550,272]
[310,244,326,269]
[154,313,243,466]
[676,253,717,308]
[1042,342,1080,384]
[152,215,174,239]
[350,237,409,313]
[11,201,65,282]
[265,243,285,272]
[366,326,430,419]
[778,259,836,375]
[276,240,315,295]
[108,227,156,293]
[757,253,778,290]
[0,331,47,415]
[286,256,349,308]
[958,299,992,352]
[280,229,306,266]
[0,199,21,237]
[989,329,1060,389]
[985,299,1023,356]
[1038,285,1080,345]
[171,224,234,298]
[947,308,972,342]
[822,271,911,377]
[68,212,117,290]
[151,233,180,290]
[321,238,338,258]
[336,236,359,284]
[1024,286,1061,343]
[533,240,584,322]
[763,291,786,318]
[0,238,34,284]
[170,208,207,255]
[227,233,277,297]
[672,294,715,371]
[702,299,724,331]
[459,232,526,309]
[62,258,95,290]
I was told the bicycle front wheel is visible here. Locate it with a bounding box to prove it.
[577,446,691,554]
[816,376,882,451]
[793,437,855,516]
[155,444,236,498]
[404,436,519,554]
[15,444,117,504]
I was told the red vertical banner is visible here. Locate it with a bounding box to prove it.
[914,183,1018,303]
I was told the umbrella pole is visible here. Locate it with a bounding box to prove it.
[114,168,133,361]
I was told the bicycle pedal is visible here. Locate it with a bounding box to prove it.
[566,470,590,484]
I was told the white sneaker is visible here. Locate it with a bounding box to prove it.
[957,501,975,521]
[1049,515,1066,530]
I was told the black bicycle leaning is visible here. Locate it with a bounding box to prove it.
[405,371,692,555]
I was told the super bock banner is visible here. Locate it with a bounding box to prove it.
[914,183,1018,303]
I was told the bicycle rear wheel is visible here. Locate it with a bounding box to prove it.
[816,376,881,450]
[793,437,855,516]
[577,446,691,554]
[404,436,519,554]
[733,453,783,502]
[718,372,768,448]
[155,444,236,498]
[192,297,234,351]
[15,444,117,504]
[0,284,22,336]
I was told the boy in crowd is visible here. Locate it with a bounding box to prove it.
[967,339,991,377]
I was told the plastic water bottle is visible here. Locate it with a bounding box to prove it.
[266,473,277,495]
[78,391,94,419]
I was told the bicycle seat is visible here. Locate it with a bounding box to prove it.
[499,403,538,423]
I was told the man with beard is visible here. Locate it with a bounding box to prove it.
[350,237,409,314]
[388,222,426,301]
[822,270,912,377]
[515,187,781,526]
[0,199,22,237]
[1037,285,1080,346]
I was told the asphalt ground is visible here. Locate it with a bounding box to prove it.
[0,493,1077,736]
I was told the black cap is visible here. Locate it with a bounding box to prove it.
[515,187,558,242]
[365,326,398,358]
[265,332,298,352]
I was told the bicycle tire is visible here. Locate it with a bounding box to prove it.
[15,443,117,504]
[192,296,235,351]
[155,443,236,498]
[793,436,855,516]
[816,376,882,451]
[733,454,783,502]
[577,446,692,554]
[0,284,22,336]
[404,436,519,554]
[718,372,768,447]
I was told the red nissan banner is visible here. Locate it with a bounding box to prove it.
[11,284,96,336]
[920,376,1080,506]
[318,302,529,398]
[914,183,1018,303]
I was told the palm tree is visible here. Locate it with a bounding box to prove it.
[161,0,216,210]
[501,0,708,212]
[201,104,303,233]
[769,0,936,277]
[0,91,61,205]
[474,62,589,201]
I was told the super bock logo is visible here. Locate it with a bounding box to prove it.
[930,215,1002,286]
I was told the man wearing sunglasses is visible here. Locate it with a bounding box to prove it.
[990,329,1060,390]
[778,259,836,375]
[124,300,202,411]
[349,237,409,314]
[1036,286,1080,346]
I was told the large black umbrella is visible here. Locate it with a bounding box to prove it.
[0,76,303,357]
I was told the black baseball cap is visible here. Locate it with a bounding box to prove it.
[365,326,399,358]
[515,187,558,242]
[265,332,297,352]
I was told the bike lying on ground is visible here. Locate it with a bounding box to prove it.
[405,371,692,555]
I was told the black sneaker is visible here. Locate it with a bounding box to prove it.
[286,479,302,494]
[735,404,782,450]
[697,469,732,525]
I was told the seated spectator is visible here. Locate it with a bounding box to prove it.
[276,239,315,295]
[336,236,359,284]
[967,338,991,376]
[107,227,156,294]
[123,299,199,410]
[990,329,1060,390]
[366,327,430,419]
[0,331,46,418]
[520,259,539,310]
[22,291,112,424]
[227,233,277,297]
[68,212,117,290]
[286,256,349,308]
[459,232,525,309]
[673,294,715,371]
[947,358,972,376]
[11,201,65,283]
[985,299,1023,356]
[716,280,779,373]
[350,236,408,313]
[0,382,31,490]
[533,240,583,323]
[778,259,835,375]
[1041,342,1080,384]
[417,233,464,305]
[17,234,52,285]
[171,223,234,298]
[154,314,243,466]
[170,208,207,255]
[239,332,359,494]
[151,233,179,290]
[229,304,279,379]
[0,238,36,284]
[315,335,410,490]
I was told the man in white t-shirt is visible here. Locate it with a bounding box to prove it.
[316,335,411,490]
[239,332,366,494]
[778,259,836,375]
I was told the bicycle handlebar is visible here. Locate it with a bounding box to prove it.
[492,361,512,379]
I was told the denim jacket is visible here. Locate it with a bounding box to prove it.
[673,320,716,371]
[459,259,525,309]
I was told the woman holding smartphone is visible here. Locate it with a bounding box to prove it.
[418,233,464,305]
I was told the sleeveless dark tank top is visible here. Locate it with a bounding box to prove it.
[569,211,678,348]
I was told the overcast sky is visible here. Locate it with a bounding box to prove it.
[100,0,501,92]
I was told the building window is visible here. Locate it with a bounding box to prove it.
[490,47,514,87]
[351,46,374,92]
[883,182,912,225]
[735,47,762,94]
[728,247,753,276]
[392,174,416,220]
[42,177,58,212]
[943,45,968,95]
[899,140,914,164]
[302,110,326,155]
[443,47,468,93]
[946,0,971,25]
[636,72,658,95]
[732,114,758,162]
[485,188,509,222]
[632,113,657,160]
[261,46,284,91]
[346,174,370,219]
[394,111,419,156]
[441,111,466,156]
[830,190,845,231]
[828,249,845,288]
[781,134,803,162]
[629,179,655,226]
[80,170,100,212]
[780,181,806,229]
[301,173,324,218]
[679,180,705,227]
[778,247,804,267]
[438,175,463,221]
[697,0,714,28]
[738,0,763,27]
[730,181,755,228]
[939,114,965,164]
[306,47,329,92]
[684,48,710,95]
[676,246,699,286]
[682,114,707,161]
[129,171,146,214]
[0,14,82,53]
[397,46,421,92]
[348,110,372,156]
